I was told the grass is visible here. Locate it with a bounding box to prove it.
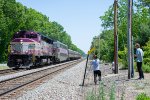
[109,82,116,100]
[86,82,117,100]
[86,91,97,100]
[98,82,105,100]
[136,93,150,100]
[0,66,9,70]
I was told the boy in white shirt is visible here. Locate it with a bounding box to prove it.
[91,55,101,84]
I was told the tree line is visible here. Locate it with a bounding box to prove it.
[0,0,85,62]
[91,0,150,71]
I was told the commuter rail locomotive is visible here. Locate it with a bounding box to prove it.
[7,30,81,69]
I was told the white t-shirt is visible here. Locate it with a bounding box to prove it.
[91,59,100,71]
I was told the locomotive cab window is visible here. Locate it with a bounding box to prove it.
[13,34,25,38]
[26,34,37,38]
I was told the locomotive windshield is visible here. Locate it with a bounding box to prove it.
[13,31,37,39]
[13,32,26,38]
[26,34,37,38]
[13,31,27,38]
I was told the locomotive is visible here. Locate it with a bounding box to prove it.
[7,30,81,69]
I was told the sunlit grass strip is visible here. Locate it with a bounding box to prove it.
[0,66,9,70]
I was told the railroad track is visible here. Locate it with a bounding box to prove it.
[0,59,82,99]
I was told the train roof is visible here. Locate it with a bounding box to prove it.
[38,32,54,44]
[53,40,68,47]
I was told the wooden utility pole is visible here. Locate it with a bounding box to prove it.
[127,0,133,79]
[99,36,100,59]
[114,0,118,74]
[131,36,134,78]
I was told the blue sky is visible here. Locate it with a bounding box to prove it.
[16,0,114,53]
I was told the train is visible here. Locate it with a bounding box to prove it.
[7,30,81,69]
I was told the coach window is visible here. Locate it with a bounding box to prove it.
[53,43,57,48]
[56,43,60,48]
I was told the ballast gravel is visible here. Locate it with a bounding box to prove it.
[16,60,86,100]
[7,60,150,100]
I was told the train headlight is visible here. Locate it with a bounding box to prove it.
[25,50,28,54]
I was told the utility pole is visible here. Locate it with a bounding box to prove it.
[114,0,118,74]
[127,0,133,79]
[99,36,100,59]
[131,36,134,78]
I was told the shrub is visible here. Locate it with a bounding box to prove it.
[134,63,150,73]
[143,58,150,65]
[142,64,150,73]
[118,47,128,69]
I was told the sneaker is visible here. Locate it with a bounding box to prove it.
[137,77,144,80]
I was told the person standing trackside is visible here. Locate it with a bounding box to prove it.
[91,55,101,85]
[134,43,144,79]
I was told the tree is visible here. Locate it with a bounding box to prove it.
[0,0,84,62]
[91,0,150,65]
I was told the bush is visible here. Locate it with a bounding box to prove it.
[118,47,128,69]
[136,93,150,100]
[143,58,150,65]
[134,63,150,73]
[142,64,150,73]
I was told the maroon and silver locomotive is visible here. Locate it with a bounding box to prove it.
[7,30,81,69]
[8,31,54,69]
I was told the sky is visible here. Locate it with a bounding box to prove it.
[16,0,114,53]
